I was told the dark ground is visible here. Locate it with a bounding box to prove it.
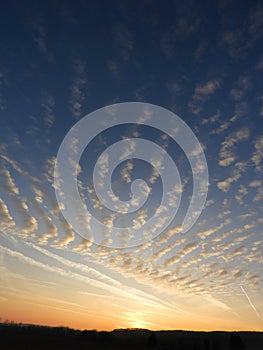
[0,323,262,350]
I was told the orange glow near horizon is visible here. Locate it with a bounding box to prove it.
[1,264,263,333]
[0,239,263,332]
[1,233,263,333]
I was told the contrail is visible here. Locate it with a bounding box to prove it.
[240,285,263,320]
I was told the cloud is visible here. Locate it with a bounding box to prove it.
[160,31,176,58]
[0,136,260,315]
[249,180,262,188]
[210,114,238,135]
[217,174,240,192]
[0,167,37,236]
[189,80,221,114]
[211,226,245,245]
[0,154,75,247]
[0,155,28,176]
[235,185,248,205]
[221,246,247,262]
[256,55,263,70]
[3,141,251,300]
[96,153,109,186]
[119,139,137,160]
[217,161,248,192]
[161,4,202,59]
[174,1,203,36]
[151,234,185,261]
[193,41,208,61]
[29,198,58,244]
[120,160,133,183]
[32,23,54,63]
[218,128,250,167]
[132,209,148,229]
[252,135,263,171]
[162,241,199,268]
[249,2,263,36]
[0,198,15,233]
[0,167,19,195]
[221,29,251,59]
[203,293,232,311]
[194,80,220,96]
[29,243,125,288]
[253,187,263,202]
[31,180,76,248]
[201,111,221,126]
[53,222,75,248]
[1,244,189,317]
[112,24,134,61]
[229,75,250,101]
[167,81,182,94]
[70,58,87,119]
[230,88,243,101]
[42,92,56,127]
[43,156,57,184]
[198,218,231,240]
[240,285,263,320]
[0,72,6,111]
[221,1,262,61]
[107,60,121,79]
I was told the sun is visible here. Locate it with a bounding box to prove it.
[124,312,153,330]
[130,318,148,329]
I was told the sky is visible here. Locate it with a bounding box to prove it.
[0,0,263,332]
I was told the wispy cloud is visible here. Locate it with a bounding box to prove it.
[107,60,121,80]
[70,58,87,119]
[252,135,263,171]
[240,285,263,320]
[218,128,250,167]
[41,92,56,127]
[0,198,15,233]
[189,79,221,114]
[0,166,37,236]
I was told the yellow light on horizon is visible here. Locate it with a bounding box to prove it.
[124,311,156,330]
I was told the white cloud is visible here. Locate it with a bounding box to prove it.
[252,135,263,170]
[70,58,87,119]
[0,167,37,236]
[0,198,15,233]
[218,128,250,167]
[189,80,221,114]
[162,241,199,268]
[42,93,56,127]
[120,160,133,183]
[249,180,262,188]
[253,187,263,202]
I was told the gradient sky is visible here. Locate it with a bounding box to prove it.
[0,0,263,331]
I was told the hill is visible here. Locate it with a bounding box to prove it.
[0,323,262,349]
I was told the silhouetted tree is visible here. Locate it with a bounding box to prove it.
[204,338,210,350]
[229,334,246,350]
[81,329,97,341]
[212,339,221,350]
[148,332,158,348]
[193,341,201,350]
[97,330,112,345]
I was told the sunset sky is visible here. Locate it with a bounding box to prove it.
[0,0,263,331]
